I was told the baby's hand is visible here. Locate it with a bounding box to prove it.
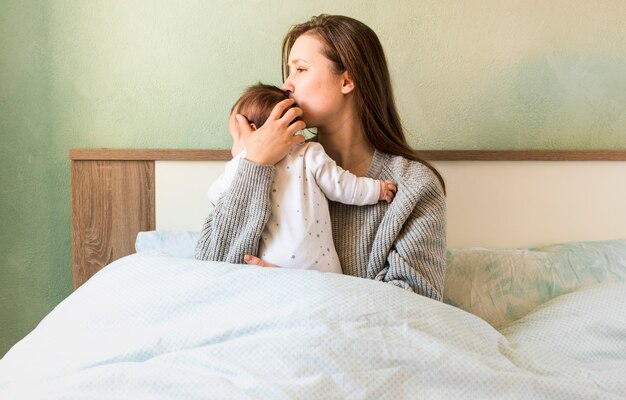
[379,180,397,203]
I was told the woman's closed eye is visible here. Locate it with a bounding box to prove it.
[289,68,306,77]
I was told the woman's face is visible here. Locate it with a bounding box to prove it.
[282,34,350,129]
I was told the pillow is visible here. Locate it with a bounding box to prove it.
[443,239,626,329]
[135,231,200,259]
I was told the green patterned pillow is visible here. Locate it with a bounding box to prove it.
[443,240,626,329]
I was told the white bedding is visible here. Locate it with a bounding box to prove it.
[1,253,625,399]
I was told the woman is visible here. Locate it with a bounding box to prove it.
[195,14,447,300]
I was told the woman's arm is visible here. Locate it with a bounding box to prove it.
[375,178,447,300]
[195,159,275,263]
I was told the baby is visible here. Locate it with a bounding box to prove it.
[209,83,396,273]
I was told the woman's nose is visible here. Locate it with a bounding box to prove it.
[281,79,294,95]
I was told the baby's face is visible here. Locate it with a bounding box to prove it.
[228,111,245,157]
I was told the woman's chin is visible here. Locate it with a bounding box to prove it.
[299,114,318,129]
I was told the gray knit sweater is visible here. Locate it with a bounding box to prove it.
[195,149,447,300]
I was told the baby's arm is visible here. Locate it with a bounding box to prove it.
[307,143,396,205]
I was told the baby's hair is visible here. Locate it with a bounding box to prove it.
[232,83,290,129]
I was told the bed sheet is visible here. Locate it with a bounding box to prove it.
[1,254,625,399]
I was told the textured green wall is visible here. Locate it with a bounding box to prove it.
[1,0,625,356]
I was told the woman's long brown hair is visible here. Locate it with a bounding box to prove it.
[282,14,445,193]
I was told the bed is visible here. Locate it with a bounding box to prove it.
[1,149,625,399]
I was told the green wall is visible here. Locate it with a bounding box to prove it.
[1,0,625,356]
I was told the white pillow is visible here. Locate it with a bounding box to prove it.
[443,240,626,329]
[135,231,199,259]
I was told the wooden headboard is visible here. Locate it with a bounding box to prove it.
[70,149,626,289]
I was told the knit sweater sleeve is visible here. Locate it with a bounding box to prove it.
[375,175,447,300]
[194,158,275,263]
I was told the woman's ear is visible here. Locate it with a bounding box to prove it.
[250,123,257,131]
[341,71,355,94]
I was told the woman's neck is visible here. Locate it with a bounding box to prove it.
[317,123,375,177]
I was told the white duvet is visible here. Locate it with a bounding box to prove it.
[1,253,625,399]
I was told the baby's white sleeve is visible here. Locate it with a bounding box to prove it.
[306,143,381,205]
[207,150,244,205]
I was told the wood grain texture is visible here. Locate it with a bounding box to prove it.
[71,160,155,289]
[69,148,626,161]
[70,148,232,161]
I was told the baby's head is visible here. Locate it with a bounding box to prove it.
[228,83,290,156]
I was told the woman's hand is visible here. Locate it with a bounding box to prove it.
[238,98,306,165]
[244,255,278,268]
